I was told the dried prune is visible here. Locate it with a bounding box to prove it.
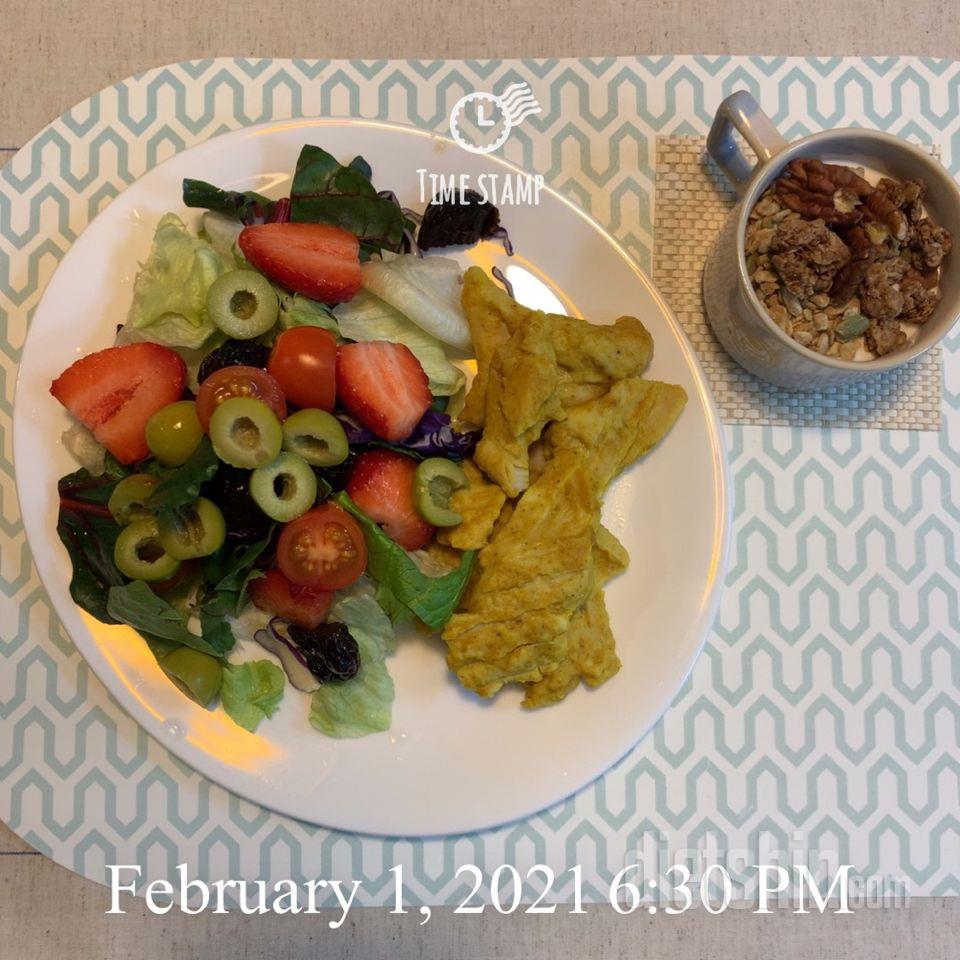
[198,339,271,385]
[313,450,358,494]
[417,189,500,250]
[201,464,272,543]
[288,622,361,683]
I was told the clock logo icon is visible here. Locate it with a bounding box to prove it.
[449,83,541,155]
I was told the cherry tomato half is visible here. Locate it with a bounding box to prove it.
[277,503,367,590]
[195,365,287,431]
[268,327,337,411]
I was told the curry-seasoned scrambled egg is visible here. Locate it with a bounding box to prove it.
[441,268,687,708]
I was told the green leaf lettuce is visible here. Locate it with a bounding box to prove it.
[146,437,220,522]
[56,457,129,623]
[289,145,408,254]
[335,492,475,630]
[106,580,227,658]
[182,180,276,224]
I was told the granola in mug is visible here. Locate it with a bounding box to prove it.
[745,158,953,359]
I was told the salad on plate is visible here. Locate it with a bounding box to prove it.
[50,142,686,740]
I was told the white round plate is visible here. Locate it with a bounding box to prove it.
[13,119,729,836]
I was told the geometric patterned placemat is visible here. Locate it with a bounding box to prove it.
[654,135,943,429]
[2,57,960,905]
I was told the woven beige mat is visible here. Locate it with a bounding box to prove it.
[653,136,943,430]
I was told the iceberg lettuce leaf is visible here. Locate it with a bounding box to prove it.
[279,293,341,335]
[308,584,396,738]
[125,213,224,350]
[360,255,470,350]
[329,587,396,659]
[198,211,245,265]
[308,658,394,739]
[221,660,285,732]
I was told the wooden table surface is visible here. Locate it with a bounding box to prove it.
[2,1,959,956]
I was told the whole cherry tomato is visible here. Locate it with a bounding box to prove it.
[268,327,337,411]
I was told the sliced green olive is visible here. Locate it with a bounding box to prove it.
[250,452,318,522]
[160,646,222,707]
[209,396,283,469]
[157,497,227,560]
[207,269,279,339]
[114,518,182,581]
[413,458,468,527]
[281,408,349,467]
[108,474,160,525]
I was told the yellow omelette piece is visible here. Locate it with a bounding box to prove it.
[436,461,507,552]
[441,268,688,706]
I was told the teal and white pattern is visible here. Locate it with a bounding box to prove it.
[1,57,958,902]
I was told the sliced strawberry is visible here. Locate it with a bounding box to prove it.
[346,449,434,550]
[50,342,186,464]
[336,341,432,442]
[248,568,334,628]
[238,222,362,303]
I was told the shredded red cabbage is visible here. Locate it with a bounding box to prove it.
[267,197,292,223]
[253,617,320,693]
[492,265,515,299]
[489,225,514,256]
[337,409,479,459]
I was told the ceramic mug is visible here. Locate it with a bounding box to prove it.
[702,91,960,390]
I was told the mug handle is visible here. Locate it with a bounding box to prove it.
[706,91,789,195]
